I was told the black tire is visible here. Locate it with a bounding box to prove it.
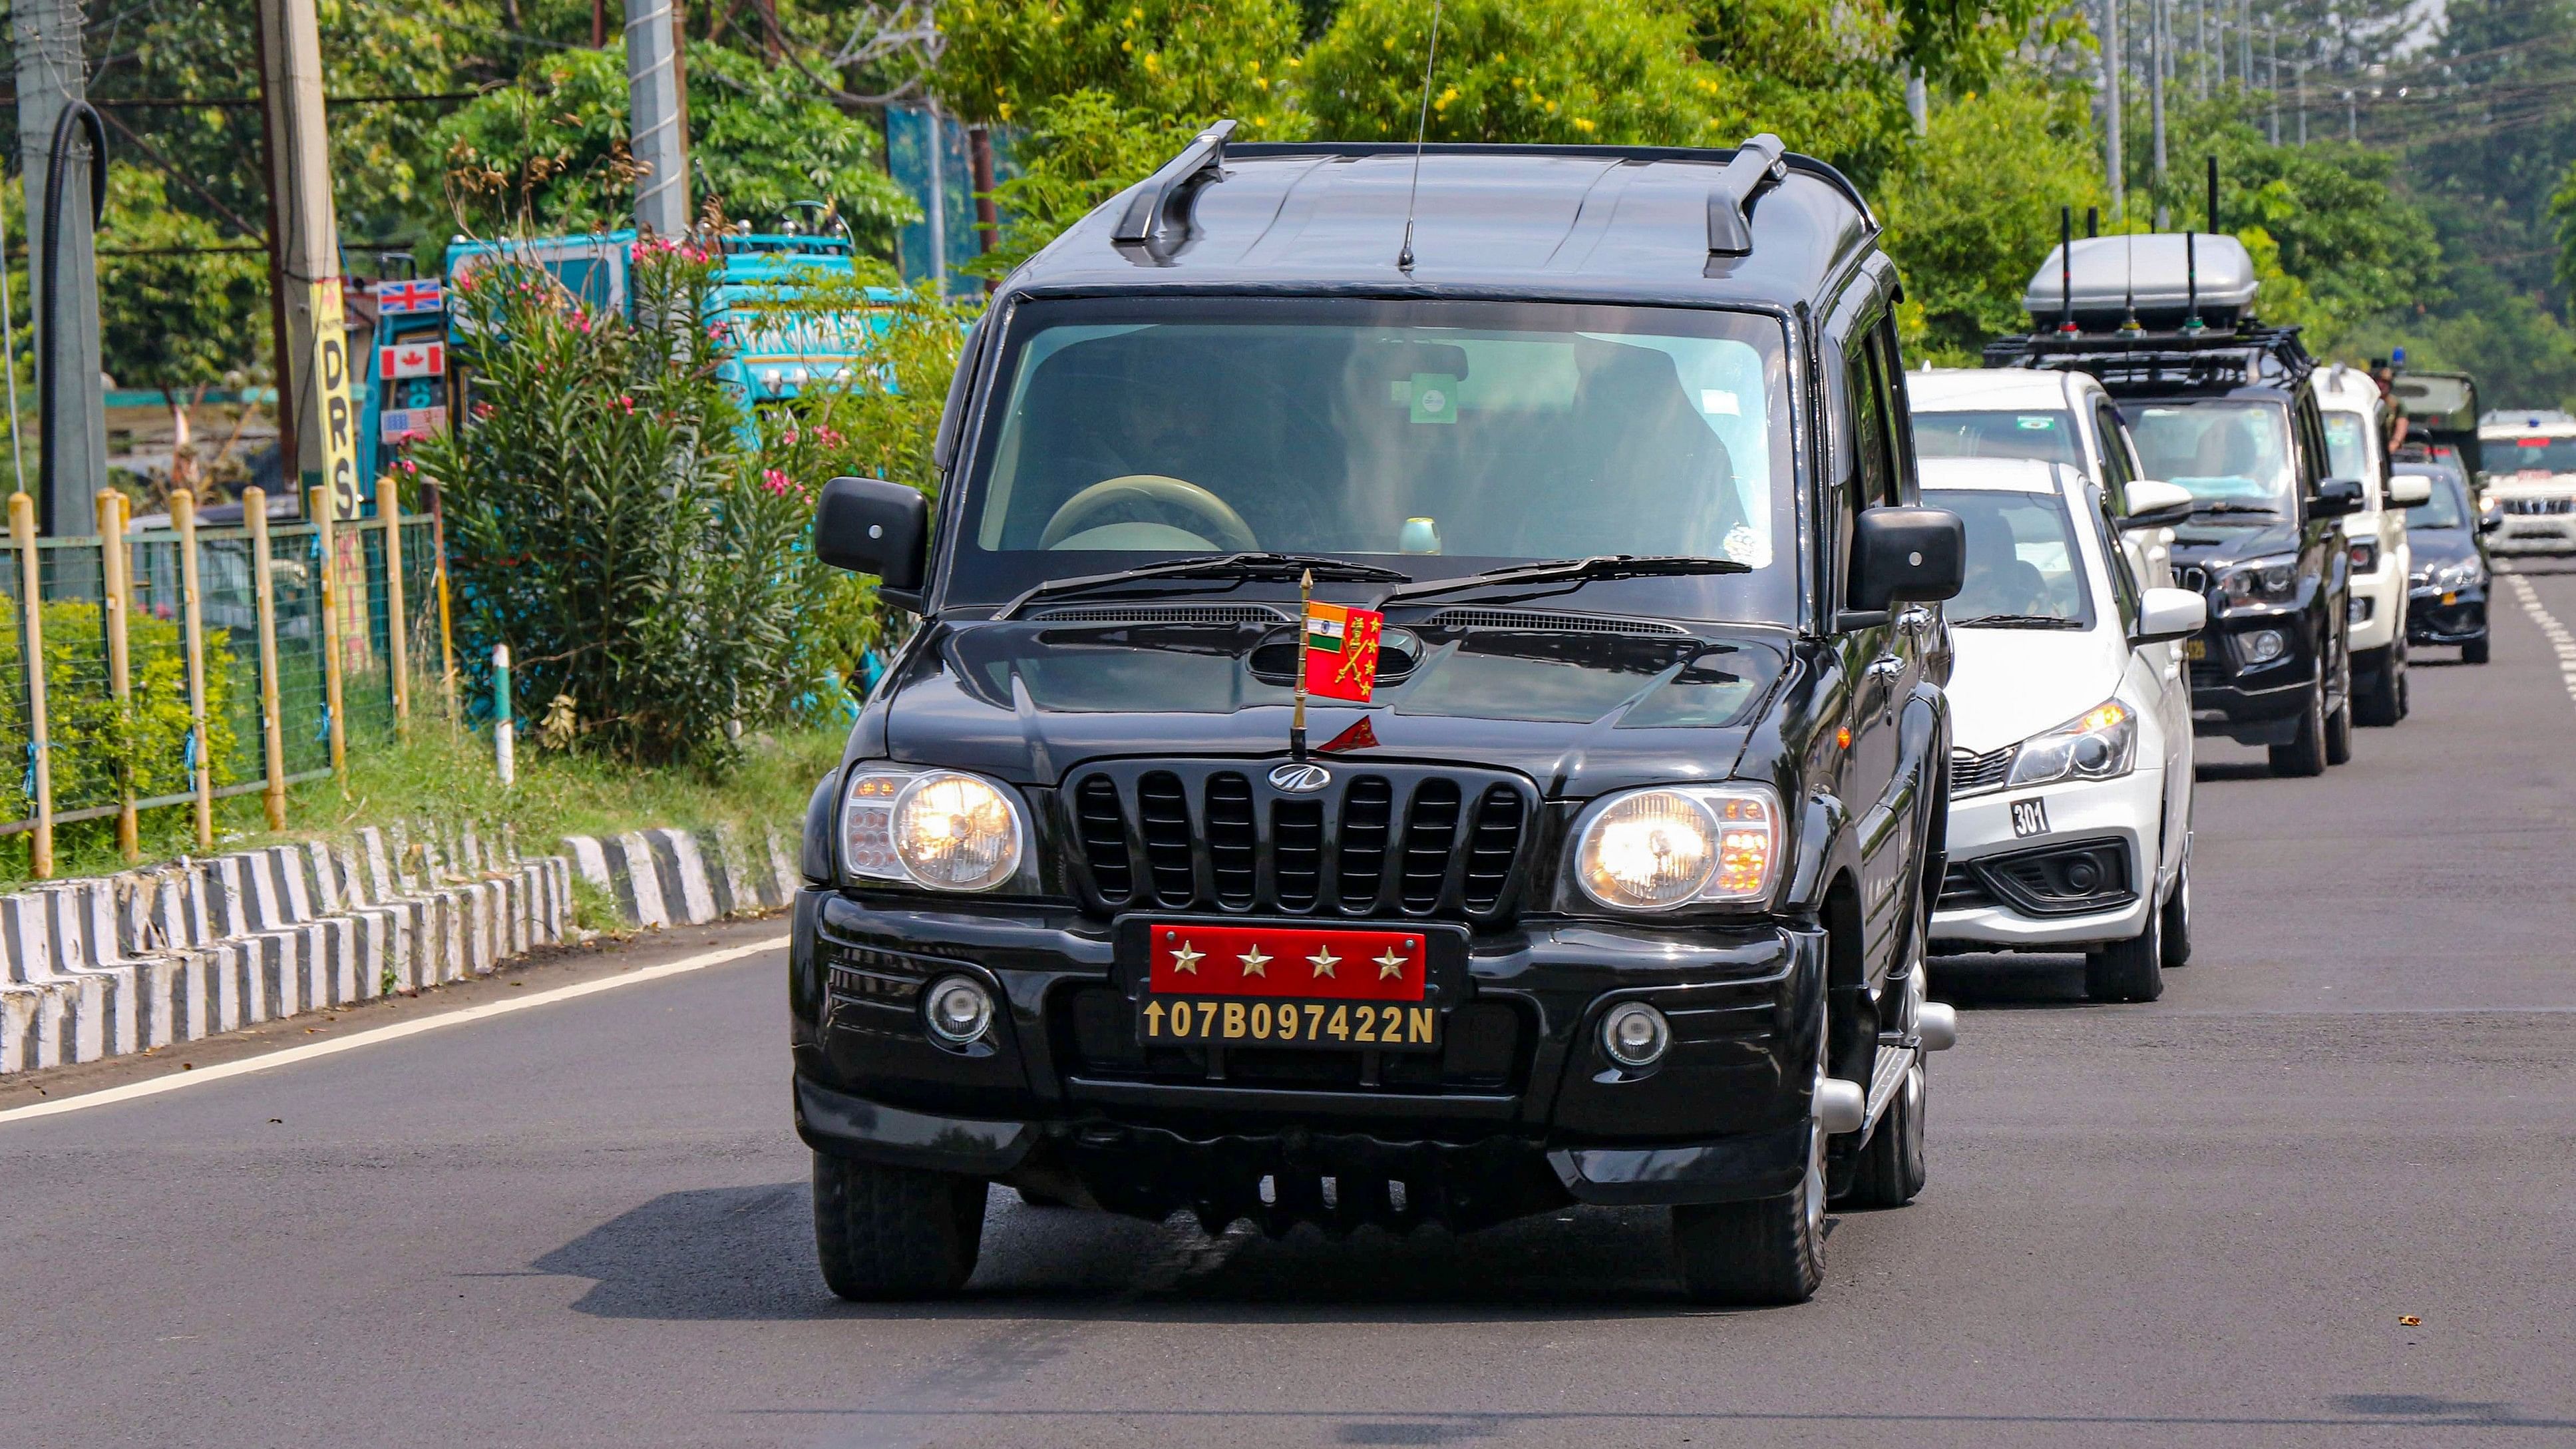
[2324,640,2354,765]
[1672,1131,1825,1306]
[2355,642,2404,727]
[813,1153,988,1300]
[2084,891,2165,1002]
[2159,859,2192,970]
[1843,1054,1927,1209]
[2268,680,2328,777]
[2463,634,2491,664]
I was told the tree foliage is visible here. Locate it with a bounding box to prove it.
[1302,0,1713,146]
[937,0,1306,130]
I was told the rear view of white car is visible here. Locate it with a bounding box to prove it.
[2311,363,2427,724]
[1922,457,2206,1002]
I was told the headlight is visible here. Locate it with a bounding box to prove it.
[2430,558,2484,592]
[1572,785,1780,912]
[842,766,1025,891]
[2004,700,2136,787]
[2219,556,2300,607]
[2348,538,2379,572]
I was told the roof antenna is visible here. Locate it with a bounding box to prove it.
[1396,0,1445,272]
[2120,228,2139,334]
[2058,206,2079,335]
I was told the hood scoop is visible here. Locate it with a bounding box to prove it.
[1409,606,1694,638]
[1029,602,1293,626]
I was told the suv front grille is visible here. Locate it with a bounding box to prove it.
[1065,761,1537,922]
[1950,744,2015,797]
[2501,497,2576,516]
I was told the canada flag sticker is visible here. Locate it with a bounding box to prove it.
[380,341,445,379]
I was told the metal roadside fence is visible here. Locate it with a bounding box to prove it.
[0,477,456,876]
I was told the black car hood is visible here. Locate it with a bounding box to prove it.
[2169,517,2301,566]
[864,615,1790,798]
[2406,525,2479,570]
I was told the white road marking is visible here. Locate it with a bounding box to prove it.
[0,934,789,1128]
[2499,572,2576,710]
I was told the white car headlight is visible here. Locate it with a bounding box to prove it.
[2004,700,2137,787]
[1572,785,1781,912]
[842,766,1025,891]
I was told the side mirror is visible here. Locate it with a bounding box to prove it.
[2133,586,2207,646]
[2388,473,2433,507]
[2479,511,2502,534]
[2309,477,2366,520]
[816,476,930,602]
[1843,505,1964,626]
[2120,479,2195,532]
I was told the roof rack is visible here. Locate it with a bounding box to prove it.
[1221,140,1879,231]
[1112,119,1238,249]
[1706,133,1787,256]
[1984,323,2313,392]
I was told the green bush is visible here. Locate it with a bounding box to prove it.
[0,597,238,820]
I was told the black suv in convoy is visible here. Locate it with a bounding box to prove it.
[1990,233,2362,777]
[794,126,1964,1305]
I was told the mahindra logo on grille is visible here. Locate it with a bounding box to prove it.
[1268,763,1333,793]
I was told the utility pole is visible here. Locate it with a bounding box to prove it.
[2267,22,2279,143]
[2239,0,2251,94]
[2345,88,2356,141]
[626,0,690,236]
[13,0,107,536]
[2295,53,2306,144]
[2197,0,2209,97]
[2151,0,2169,230]
[257,0,361,520]
[2104,0,2126,221]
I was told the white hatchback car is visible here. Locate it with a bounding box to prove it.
[1921,457,2206,1002]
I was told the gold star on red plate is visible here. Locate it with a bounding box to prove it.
[1169,942,1202,974]
[1375,947,1408,980]
[1238,945,1270,978]
[1307,946,1340,978]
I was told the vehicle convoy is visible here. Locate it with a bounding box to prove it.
[2478,409,2576,555]
[2311,364,2431,724]
[792,126,1967,1305]
[2401,456,2496,664]
[1988,231,2364,778]
[1913,457,2204,1002]
[2390,367,2482,479]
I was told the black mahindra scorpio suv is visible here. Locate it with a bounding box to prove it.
[794,126,1964,1305]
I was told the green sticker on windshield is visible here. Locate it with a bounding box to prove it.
[1407,373,1459,425]
[2017,415,2058,430]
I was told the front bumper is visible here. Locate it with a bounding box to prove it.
[2181,602,2320,745]
[2488,514,2576,554]
[1931,767,2161,951]
[2349,561,2405,653]
[2407,584,2487,644]
[788,888,1835,1225]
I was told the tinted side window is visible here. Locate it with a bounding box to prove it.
[1854,325,1901,509]
[2088,485,2141,630]
[2091,401,2137,510]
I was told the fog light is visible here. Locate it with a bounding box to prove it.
[2064,857,2102,893]
[2241,628,2287,665]
[923,974,994,1046]
[1600,1001,1671,1068]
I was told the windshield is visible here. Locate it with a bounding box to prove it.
[2491,434,2576,475]
[1921,487,2095,626]
[949,298,1797,620]
[1910,409,2082,467]
[2402,472,2466,529]
[2322,410,2372,481]
[2121,401,2297,510]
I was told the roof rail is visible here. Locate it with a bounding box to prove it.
[1112,119,1238,247]
[1986,323,2315,390]
[1706,134,1788,257]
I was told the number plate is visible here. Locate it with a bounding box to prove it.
[1142,996,1440,1052]
[2010,797,2050,838]
[2183,637,2207,661]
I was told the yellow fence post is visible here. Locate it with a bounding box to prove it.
[378,475,409,737]
[247,487,287,831]
[10,492,52,878]
[174,489,213,851]
[429,483,457,725]
[98,491,137,861]
[311,487,347,783]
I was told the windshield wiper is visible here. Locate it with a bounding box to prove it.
[1379,554,1751,607]
[2187,502,2279,516]
[994,552,1411,620]
[1950,614,2087,630]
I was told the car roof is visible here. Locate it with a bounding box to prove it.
[2310,362,2382,412]
[1907,368,2094,409]
[1002,142,1880,311]
[1916,455,2077,497]
[2482,417,2576,437]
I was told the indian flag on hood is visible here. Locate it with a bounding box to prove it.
[1302,601,1384,703]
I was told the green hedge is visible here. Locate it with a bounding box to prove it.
[0,598,239,819]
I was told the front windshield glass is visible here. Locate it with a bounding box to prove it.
[2491,434,2576,475]
[1910,409,2082,467]
[2402,472,2466,529]
[950,298,1797,620]
[2322,411,2371,481]
[1921,487,2094,626]
[2121,401,2297,511]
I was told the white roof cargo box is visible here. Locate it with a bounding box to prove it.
[2022,233,2259,331]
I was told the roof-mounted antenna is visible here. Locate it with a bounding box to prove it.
[1396,0,1445,273]
[2058,206,2079,335]
[2086,206,2099,239]
[2183,229,2204,333]
[2205,154,2220,234]
[2120,229,2141,334]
